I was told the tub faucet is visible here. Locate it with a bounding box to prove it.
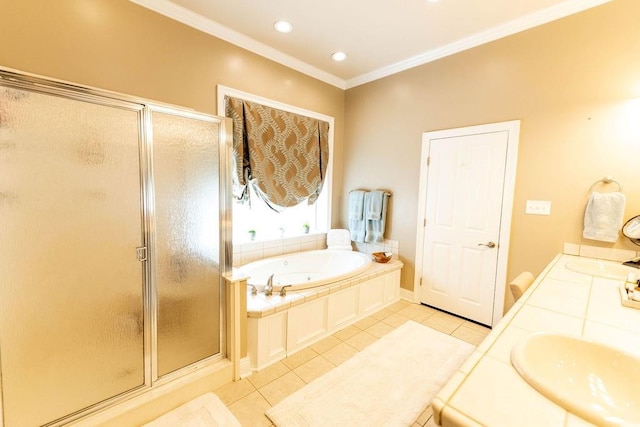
[264,274,275,296]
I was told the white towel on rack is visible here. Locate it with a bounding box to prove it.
[583,191,626,243]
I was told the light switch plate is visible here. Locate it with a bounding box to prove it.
[525,200,551,215]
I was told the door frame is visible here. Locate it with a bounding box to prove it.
[413,120,520,327]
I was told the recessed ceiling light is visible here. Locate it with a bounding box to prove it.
[274,20,293,33]
[331,51,348,62]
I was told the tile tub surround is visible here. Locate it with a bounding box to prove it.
[233,232,400,268]
[432,254,640,427]
[246,260,403,370]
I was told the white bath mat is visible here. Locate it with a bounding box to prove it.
[266,320,474,427]
[143,392,241,427]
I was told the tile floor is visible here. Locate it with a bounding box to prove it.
[214,300,491,426]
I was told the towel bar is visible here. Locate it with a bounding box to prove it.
[349,189,392,197]
[589,176,622,192]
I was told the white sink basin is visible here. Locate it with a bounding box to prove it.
[565,259,635,280]
[511,333,640,426]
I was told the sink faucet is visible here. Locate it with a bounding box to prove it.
[264,274,275,296]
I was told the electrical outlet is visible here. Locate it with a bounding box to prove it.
[525,200,551,215]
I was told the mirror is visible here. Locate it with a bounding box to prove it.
[622,215,640,246]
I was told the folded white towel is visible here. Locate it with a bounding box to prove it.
[583,191,626,243]
[365,191,384,220]
[327,229,352,250]
[349,190,365,220]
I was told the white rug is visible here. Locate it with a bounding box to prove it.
[143,392,241,427]
[266,320,474,427]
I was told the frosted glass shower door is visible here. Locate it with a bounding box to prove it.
[0,87,146,426]
[151,108,222,377]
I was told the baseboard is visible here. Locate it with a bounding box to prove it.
[239,357,252,379]
[400,288,415,302]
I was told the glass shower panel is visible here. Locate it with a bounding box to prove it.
[0,87,145,426]
[152,110,221,377]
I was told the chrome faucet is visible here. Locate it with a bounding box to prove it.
[264,274,275,296]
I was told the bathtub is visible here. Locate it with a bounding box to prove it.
[241,249,372,292]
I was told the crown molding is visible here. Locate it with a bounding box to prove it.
[129,0,347,89]
[130,0,610,91]
[345,0,612,89]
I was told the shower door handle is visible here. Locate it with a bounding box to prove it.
[136,246,147,261]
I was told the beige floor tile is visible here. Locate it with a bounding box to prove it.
[422,312,465,334]
[310,335,342,354]
[293,355,335,383]
[387,299,411,312]
[365,321,395,338]
[228,391,272,427]
[434,311,466,327]
[258,371,306,406]
[415,404,434,425]
[381,312,410,327]
[247,361,290,389]
[462,320,491,334]
[425,415,438,426]
[370,307,394,320]
[214,377,256,406]
[397,304,437,322]
[452,325,487,346]
[353,316,378,330]
[332,325,361,341]
[322,342,358,366]
[345,330,377,351]
[281,347,318,370]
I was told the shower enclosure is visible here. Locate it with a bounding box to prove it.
[0,70,231,427]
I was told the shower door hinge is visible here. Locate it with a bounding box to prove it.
[420,277,423,287]
[136,246,147,262]
[427,157,430,166]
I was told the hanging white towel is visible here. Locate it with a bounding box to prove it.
[365,191,389,243]
[348,190,366,242]
[583,191,626,243]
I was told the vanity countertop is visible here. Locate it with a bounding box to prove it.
[432,254,640,426]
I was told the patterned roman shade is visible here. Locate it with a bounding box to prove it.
[225,96,330,211]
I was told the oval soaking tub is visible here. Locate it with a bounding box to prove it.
[241,250,373,292]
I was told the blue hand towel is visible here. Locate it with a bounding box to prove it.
[365,192,389,243]
[349,190,365,220]
[348,190,366,242]
[583,191,626,242]
[365,191,384,220]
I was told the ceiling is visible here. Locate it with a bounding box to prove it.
[131,0,610,89]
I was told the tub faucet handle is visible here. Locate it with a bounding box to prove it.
[264,274,275,296]
[280,285,292,297]
[248,284,258,296]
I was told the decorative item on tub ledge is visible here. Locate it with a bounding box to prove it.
[372,251,392,263]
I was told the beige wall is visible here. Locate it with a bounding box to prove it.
[4,0,640,309]
[343,0,640,304]
[0,0,345,217]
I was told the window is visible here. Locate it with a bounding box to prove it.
[217,85,333,243]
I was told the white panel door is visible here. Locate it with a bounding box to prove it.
[420,131,509,326]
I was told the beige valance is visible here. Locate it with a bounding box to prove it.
[225,96,329,211]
